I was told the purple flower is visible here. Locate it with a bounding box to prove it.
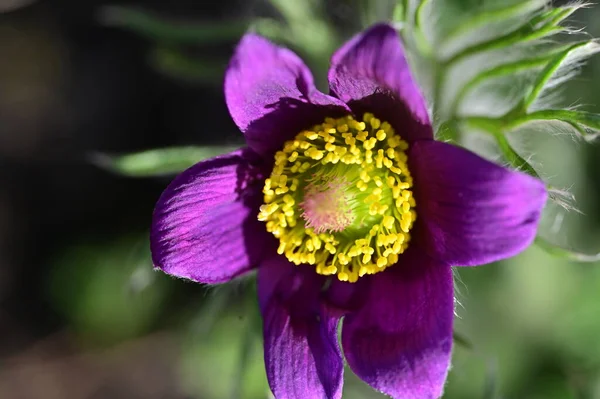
[150,24,547,399]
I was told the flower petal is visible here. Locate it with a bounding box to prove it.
[342,252,454,399]
[225,33,350,157]
[258,256,343,399]
[328,24,432,142]
[150,149,272,284]
[410,141,547,266]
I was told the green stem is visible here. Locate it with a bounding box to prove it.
[461,116,540,178]
[451,56,551,116]
[413,0,433,57]
[440,0,547,49]
[443,8,569,66]
[100,6,247,43]
[523,42,591,110]
[535,236,600,262]
[509,110,600,133]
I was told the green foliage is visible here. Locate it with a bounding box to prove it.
[397,0,600,261]
[90,146,239,177]
[98,2,340,86]
[98,6,247,82]
[100,6,247,44]
[179,287,267,399]
[48,235,172,344]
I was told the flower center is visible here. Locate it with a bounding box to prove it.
[258,113,416,282]
[300,176,355,234]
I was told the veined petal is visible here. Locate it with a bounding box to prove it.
[225,33,350,157]
[328,24,432,142]
[258,256,343,399]
[150,149,272,284]
[342,252,454,399]
[410,141,547,266]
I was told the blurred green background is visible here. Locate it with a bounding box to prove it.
[0,0,599,398]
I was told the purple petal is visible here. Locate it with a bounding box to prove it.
[409,141,547,266]
[342,252,454,399]
[150,149,273,284]
[328,24,432,142]
[258,256,343,399]
[225,33,351,157]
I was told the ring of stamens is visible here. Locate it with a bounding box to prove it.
[258,113,416,283]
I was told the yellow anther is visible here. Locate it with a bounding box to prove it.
[401,219,411,233]
[356,180,368,192]
[376,130,386,141]
[388,135,401,148]
[369,226,379,237]
[402,201,411,213]
[325,243,336,254]
[304,131,319,140]
[260,203,279,215]
[383,215,395,230]
[305,148,324,160]
[360,170,371,182]
[390,166,403,175]
[369,203,380,216]
[364,137,378,151]
[334,146,347,157]
[300,162,311,172]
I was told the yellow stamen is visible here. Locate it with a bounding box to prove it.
[257,113,416,282]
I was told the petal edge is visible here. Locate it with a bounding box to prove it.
[150,149,271,284]
[225,33,350,157]
[329,24,432,142]
[259,257,343,399]
[342,253,454,399]
[410,141,547,266]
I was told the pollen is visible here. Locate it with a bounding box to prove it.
[257,113,416,283]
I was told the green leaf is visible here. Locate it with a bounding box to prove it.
[98,6,247,44]
[439,0,547,52]
[260,0,337,57]
[509,110,600,141]
[444,6,572,65]
[48,235,172,344]
[461,117,540,178]
[524,41,600,110]
[535,237,600,263]
[451,54,551,116]
[90,146,239,177]
[150,45,225,83]
[413,0,434,57]
[392,0,407,23]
